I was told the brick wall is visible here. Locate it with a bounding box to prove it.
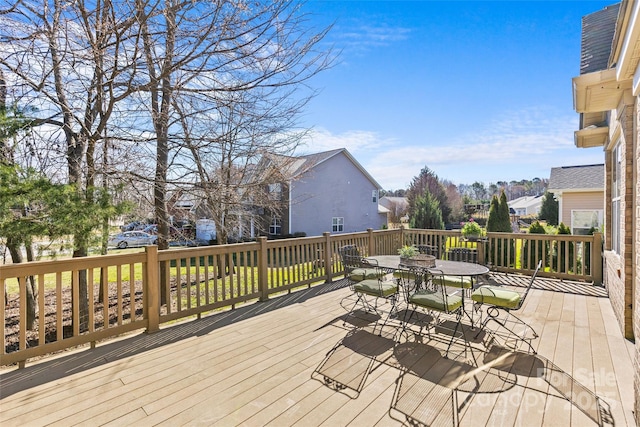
[620,101,634,339]
[606,98,635,340]
[634,97,640,426]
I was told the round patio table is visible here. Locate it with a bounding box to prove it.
[367,255,489,326]
[366,255,489,277]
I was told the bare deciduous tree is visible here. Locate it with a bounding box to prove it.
[132,0,333,245]
[1,0,143,327]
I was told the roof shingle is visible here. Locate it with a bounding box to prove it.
[548,164,604,190]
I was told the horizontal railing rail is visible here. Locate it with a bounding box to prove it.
[1,228,601,366]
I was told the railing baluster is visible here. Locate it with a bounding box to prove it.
[2,228,601,366]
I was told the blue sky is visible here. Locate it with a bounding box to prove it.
[296,0,615,190]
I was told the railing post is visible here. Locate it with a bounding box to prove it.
[367,228,375,256]
[477,239,485,265]
[323,232,333,283]
[592,232,603,286]
[258,237,269,301]
[145,246,160,333]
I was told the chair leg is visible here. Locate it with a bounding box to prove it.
[373,295,398,336]
[441,312,477,365]
[342,292,365,326]
[398,306,417,341]
[398,306,432,342]
[477,307,537,354]
[443,317,461,358]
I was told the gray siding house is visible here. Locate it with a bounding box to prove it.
[262,148,386,237]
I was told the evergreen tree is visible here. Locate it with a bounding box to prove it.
[497,190,512,232]
[539,191,559,226]
[486,195,500,232]
[410,190,445,230]
[486,190,514,267]
[406,166,451,224]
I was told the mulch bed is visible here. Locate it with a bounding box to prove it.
[3,282,145,358]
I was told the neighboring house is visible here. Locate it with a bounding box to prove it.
[379,196,409,226]
[547,164,604,235]
[259,148,387,237]
[167,189,199,224]
[507,195,543,217]
[572,1,639,420]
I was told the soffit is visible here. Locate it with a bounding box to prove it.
[574,125,609,148]
[572,68,632,113]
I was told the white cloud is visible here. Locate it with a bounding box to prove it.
[297,106,605,190]
[298,128,393,153]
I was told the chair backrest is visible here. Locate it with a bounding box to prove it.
[446,248,477,263]
[339,244,360,259]
[396,266,426,302]
[516,260,542,310]
[338,245,362,269]
[416,244,440,258]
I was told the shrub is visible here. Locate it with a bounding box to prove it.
[461,219,482,237]
[523,221,548,269]
[554,222,573,273]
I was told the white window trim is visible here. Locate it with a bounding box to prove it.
[611,142,622,254]
[570,209,603,235]
[269,217,281,235]
[332,217,344,232]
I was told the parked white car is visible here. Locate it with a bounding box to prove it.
[108,231,157,249]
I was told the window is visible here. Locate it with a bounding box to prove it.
[571,210,603,235]
[332,217,344,232]
[269,217,281,235]
[611,143,622,253]
[268,183,282,201]
[372,190,378,203]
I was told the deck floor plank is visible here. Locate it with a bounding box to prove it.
[1,275,636,427]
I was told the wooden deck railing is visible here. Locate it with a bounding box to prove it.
[1,228,602,367]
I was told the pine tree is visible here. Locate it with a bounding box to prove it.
[486,195,500,232]
[497,190,512,232]
[486,190,514,266]
[539,191,559,226]
[410,190,445,230]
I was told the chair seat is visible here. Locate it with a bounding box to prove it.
[441,275,473,289]
[471,286,521,309]
[393,270,422,280]
[410,289,462,312]
[351,267,385,282]
[354,280,398,297]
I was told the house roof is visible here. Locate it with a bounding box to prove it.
[580,3,621,75]
[379,196,408,210]
[273,148,383,189]
[572,2,633,123]
[548,164,604,192]
[508,195,543,210]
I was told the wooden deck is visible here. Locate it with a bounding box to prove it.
[0,274,636,426]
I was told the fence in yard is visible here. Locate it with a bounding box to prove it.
[1,228,602,367]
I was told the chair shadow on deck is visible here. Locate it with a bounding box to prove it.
[389,342,614,427]
[0,278,353,399]
[312,327,397,399]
